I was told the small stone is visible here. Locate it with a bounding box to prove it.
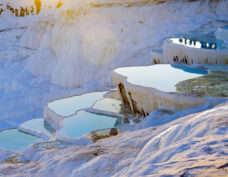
[90,134,111,143]
[90,128,119,143]
[123,118,130,124]
[133,119,141,123]
[202,147,215,154]
[222,90,228,97]
[109,128,119,136]
[159,109,174,115]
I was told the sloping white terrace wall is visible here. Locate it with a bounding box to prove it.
[112,65,205,117]
[163,38,228,65]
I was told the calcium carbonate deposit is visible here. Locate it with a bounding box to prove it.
[0,0,227,176]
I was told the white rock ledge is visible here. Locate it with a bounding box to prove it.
[112,64,205,117]
[85,108,125,119]
[163,37,228,65]
[44,106,64,128]
[18,126,50,141]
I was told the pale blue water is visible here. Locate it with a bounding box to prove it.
[59,110,122,139]
[0,129,42,151]
[48,92,107,117]
[171,64,208,75]
[115,64,206,92]
[20,118,55,138]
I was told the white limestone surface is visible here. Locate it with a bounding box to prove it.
[16,0,228,88]
[0,0,227,175]
[0,101,227,177]
[1,0,228,131]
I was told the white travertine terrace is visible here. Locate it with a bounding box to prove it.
[112,64,206,117]
[13,91,123,143]
[163,37,228,65]
[44,92,107,127]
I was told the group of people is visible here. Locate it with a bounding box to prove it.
[179,38,217,50]
[6,4,34,17]
[0,0,42,17]
[0,0,64,17]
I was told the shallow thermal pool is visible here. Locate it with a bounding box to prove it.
[0,129,42,151]
[114,64,207,92]
[170,36,228,50]
[19,118,55,139]
[47,92,107,117]
[59,110,122,139]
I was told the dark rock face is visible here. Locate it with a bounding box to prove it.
[109,128,119,136]
[118,83,148,118]
[217,163,228,169]
[176,70,228,97]
[118,83,131,112]
[90,128,119,143]
[123,117,130,124]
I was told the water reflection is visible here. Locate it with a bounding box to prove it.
[92,98,123,114]
[20,118,55,138]
[59,110,122,139]
[115,64,205,92]
[171,64,208,75]
[0,129,42,151]
[47,92,107,117]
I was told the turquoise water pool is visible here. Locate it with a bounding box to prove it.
[47,92,107,117]
[59,110,122,139]
[0,129,42,151]
[19,118,55,138]
[114,64,206,92]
